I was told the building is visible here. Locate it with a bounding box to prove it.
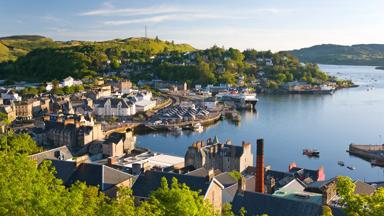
[87,85,112,100]
[109,149,184,175]
[231,190,345,216]
[136,90,152,101]
[132,170,224,210]
[14,100,33,120]
[1,89,21,101]
[184,136,253,173]
[61,76,74,87]
[203,97,217,110]
[29,145,74,165]
[119,80,133,94]
[48,158,134,197]
[0,104,16,122]
[45,82,53,91]
[94,98,136,119]
[288,162,325,183]
[135,100,156,112]
[44,115,104,148]
[102,132,136,157]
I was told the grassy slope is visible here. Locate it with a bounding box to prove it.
[0,35,195,63]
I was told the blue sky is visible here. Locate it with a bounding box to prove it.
[1,0,383,51]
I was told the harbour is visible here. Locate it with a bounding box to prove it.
[136,64,384,182]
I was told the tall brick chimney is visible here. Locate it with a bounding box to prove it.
[255,139,265,193]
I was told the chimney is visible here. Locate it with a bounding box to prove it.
[317,165,325,181]
[238,176,246,193]
[75,155,88,167]
[288,162,297,172]
[207,168,215,181]
[255,139,265,193]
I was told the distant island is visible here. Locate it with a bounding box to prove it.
[288,44,384,66]
[375,66,384,70]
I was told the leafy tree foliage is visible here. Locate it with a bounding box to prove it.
[337,176,384,216]
[0,132,228,216]
[142,177,218,216]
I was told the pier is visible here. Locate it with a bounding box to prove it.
[348,144,384,166]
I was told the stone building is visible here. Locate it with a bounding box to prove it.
[184,136,253,173]
[132,170,224,211]
[14,100,33,120]
[102,132,136,157]
[0,104,16,122]
[119,80,133,94]
[44,115,104,149]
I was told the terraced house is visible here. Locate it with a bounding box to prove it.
[94,98,136,120]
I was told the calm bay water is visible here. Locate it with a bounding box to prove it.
[136,64,384,182]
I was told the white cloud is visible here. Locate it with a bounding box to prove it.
[80,5,191,16]
[103,15,174,25]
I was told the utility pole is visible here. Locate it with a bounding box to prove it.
[145,25,147,38]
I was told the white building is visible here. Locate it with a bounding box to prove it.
[1,89,22,101]
[135,100,156,112]
[136,91,152,101]
[45,82,53,91]
[94,98,136,118]
[61,76,74,87]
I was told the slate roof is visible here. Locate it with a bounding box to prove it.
[95,98,134,108]
[132,171,212,198]
[305,178,336,194]
[215,172,237,188]
[290,167,319,182]
[232,191,346,216]
[29,146,73,165]
[47,159,133,191]
[186,167,222,177]
[354,180,376,195]
[104,132,124,145]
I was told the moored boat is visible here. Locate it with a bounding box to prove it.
[303,149,320,157]
[347,166,356,170]
[168,126,182,133]
[192,123,204,132]
[338,161,345,166]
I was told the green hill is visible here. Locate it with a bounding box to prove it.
[0,35,196,81]
[288,44,384,66]
[0,35,59,62]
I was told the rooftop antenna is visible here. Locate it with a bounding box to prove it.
[145,25,148,38]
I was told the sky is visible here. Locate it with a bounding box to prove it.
[1,0,384,51]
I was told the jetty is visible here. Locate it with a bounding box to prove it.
[348,144,384,166]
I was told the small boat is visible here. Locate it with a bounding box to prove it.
[338,161,345,166]
[192,123,203,132]
[303,149,320,157]
[168,126,182,133]
[347,166,356,170]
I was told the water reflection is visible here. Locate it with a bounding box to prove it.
[136,65,384,181]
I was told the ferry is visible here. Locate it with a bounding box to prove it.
[303,149,320,157]
[338,161,345,166]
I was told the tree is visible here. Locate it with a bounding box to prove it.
[322,205,333,216]
[222,203,235,216]
[143,177,217,216]
[0,131,41,155]
[228,170,241,181]
[337,176,384,216]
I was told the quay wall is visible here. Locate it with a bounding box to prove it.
[348,144,384,161]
